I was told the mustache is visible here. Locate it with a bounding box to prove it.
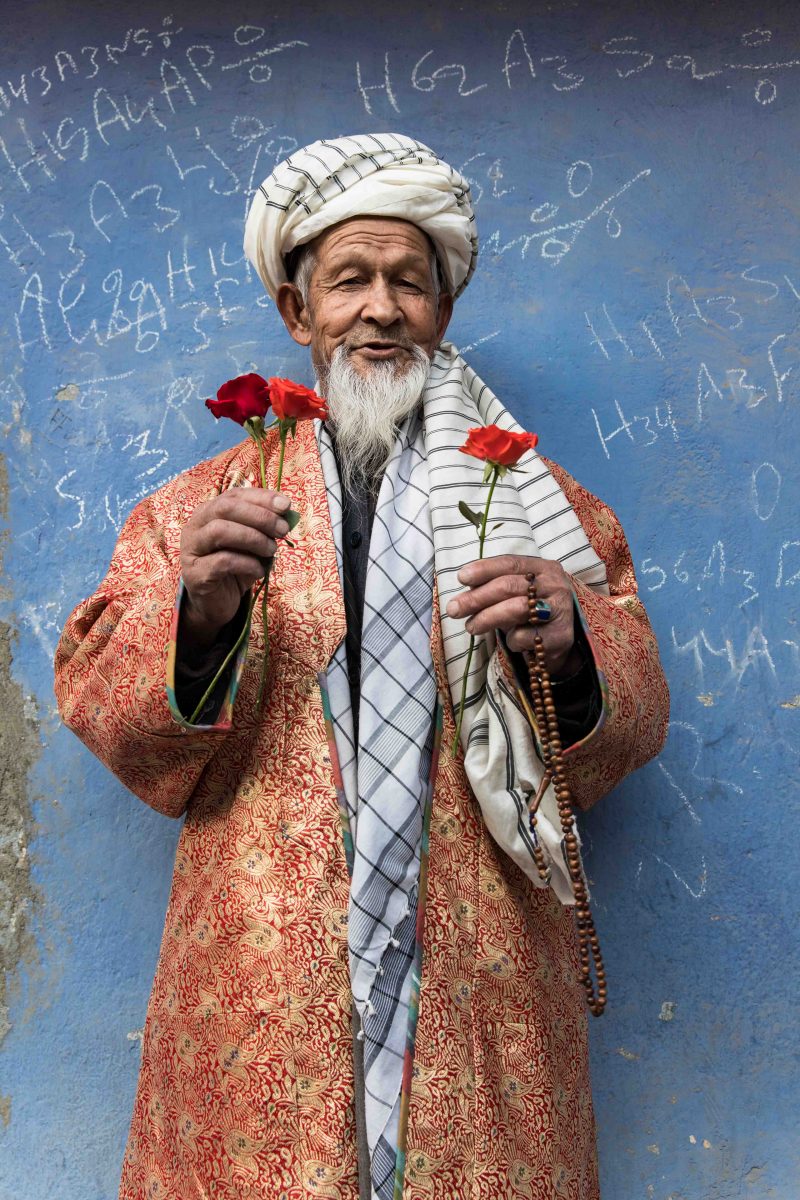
[343,327,417,352]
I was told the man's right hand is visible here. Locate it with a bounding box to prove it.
[179,488,291,649]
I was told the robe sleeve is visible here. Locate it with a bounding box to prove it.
[53,447,250,819]
[543,458,669,811]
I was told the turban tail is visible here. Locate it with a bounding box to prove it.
[243,133,478,299]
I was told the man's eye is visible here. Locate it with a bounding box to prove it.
[398,279,423,291]
[337,277,363,287]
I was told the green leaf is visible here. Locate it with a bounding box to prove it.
[490,521,505,532]
[458,500,483,529]
[285,508,301,531]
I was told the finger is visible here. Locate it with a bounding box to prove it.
[217,490,291,527]
[196,489,291,531]
[189,550,270,591]
[504,624,538,654]
[505,624,576,674]
[189,518,281,560]
[462,596,532,636]
[447,572,530,619]
[232,487,291,513]
[462,595,571,637]
[457,555,545,588]
[457,600,574,670]
[447,574,570,621]
[504,623,568,653]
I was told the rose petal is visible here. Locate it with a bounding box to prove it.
[205,373,271,425]
[268,377,328,422]
[458,424,538,466]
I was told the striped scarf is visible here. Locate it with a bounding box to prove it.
[315,342,608,1199]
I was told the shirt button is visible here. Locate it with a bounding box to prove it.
[349,530,362,549]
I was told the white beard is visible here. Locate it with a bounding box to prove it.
[321,344,431,494]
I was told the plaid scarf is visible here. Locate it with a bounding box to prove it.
[317,408,435,1199]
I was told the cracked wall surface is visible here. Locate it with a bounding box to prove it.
[0,454,39,1053]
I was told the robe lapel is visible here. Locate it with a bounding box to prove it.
[259,419,347,673]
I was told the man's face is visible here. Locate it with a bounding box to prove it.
[277,217,453,379]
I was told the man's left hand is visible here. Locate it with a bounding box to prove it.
[445,555,581,677]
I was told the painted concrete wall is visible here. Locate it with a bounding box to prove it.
[1,1,798,1196]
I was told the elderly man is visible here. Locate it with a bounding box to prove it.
[55,134,668,1200]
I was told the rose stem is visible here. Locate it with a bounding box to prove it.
[188,578,266,726]
[276,423,287,490]
[451,464,500,756]
[255,428,273,712]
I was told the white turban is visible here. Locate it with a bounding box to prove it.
[243,133,478,300]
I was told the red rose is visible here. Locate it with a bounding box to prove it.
[268,377,328,422]
[205,373,271,425]
[459,425,538,467]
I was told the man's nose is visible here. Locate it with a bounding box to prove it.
[360,278,403,327]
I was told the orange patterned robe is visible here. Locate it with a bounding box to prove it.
[54,421,668,1199]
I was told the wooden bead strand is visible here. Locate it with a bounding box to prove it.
[523,573,607,1017]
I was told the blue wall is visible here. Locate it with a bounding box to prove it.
[1,2,798,1196]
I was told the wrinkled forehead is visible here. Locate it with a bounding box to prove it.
[285,216,438,279]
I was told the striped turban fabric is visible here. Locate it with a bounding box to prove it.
[243,132,478,299]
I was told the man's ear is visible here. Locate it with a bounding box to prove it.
[275,283,312,347]
[436,291,454,345]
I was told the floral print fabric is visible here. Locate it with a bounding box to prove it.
[54,422,669,1199]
